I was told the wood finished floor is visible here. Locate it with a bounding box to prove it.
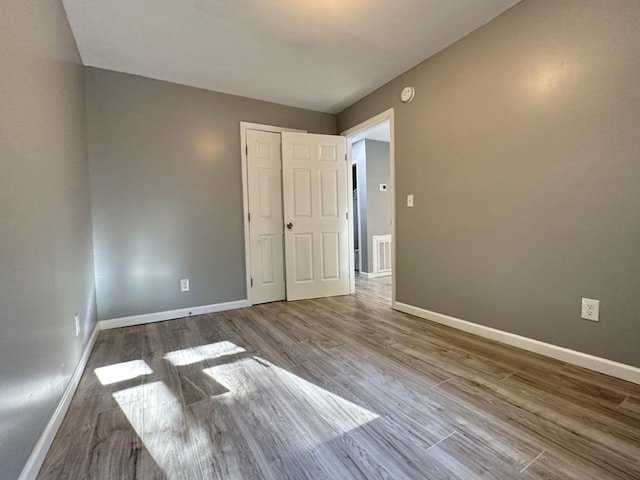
[355,273,391,307]
[38,292,640,479]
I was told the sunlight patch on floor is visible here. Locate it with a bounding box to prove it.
[163,341,246,366]
[94,359,153,385]
[110,344,379,476]
[113,380,206,477]
[203,356,380,450]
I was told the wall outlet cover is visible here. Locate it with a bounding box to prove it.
[581,298,600,322]
[180,279,190,292]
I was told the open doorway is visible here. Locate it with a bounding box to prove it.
[344,111,395,306]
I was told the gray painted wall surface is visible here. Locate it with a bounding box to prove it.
[85,68,336,321]
[352,140,368,272]
[0,2,97,479]
[338,0,640,366]
[363,140,391,273]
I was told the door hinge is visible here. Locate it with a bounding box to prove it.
[248,212,251,222]
[345,153,347,161]
[245,145,249,156]
[346,212,349,220]
[250,278,253,287]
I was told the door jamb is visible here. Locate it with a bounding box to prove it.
[353,162,363,275]
[240,122,306,307]
[341,108,396,304]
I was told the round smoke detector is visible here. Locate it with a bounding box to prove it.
[400,86,415,103]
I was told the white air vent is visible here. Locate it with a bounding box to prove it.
[372,235,392,274]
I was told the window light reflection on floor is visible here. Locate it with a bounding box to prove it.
[109,345,379,476]
[163,341,246,367]
[113,380,203,478]
[94,359,153,385]
[203,356,380,450]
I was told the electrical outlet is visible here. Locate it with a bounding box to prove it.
[74,314,80,336]
[581,298,600,322]
[180,279,190,292]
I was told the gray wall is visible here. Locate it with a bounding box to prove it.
[353,139,391,273]
[0,1,97,479]
[338,0,640,367]
[352,140,368,271]
[364,140,391,273]
[85,68,336,321]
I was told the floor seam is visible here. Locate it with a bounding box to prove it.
[617,394,630,409]
[430,377,452,389]
[424,431,457,452]
[519,449,545,473]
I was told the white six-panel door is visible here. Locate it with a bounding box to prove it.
[246,129,286,304]
[281,132,349,301]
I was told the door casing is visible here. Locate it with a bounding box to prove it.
[341,108,397,306]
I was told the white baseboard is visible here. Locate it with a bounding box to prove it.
[360,271,392,279]
[19,323,100,480]
[393,301,640,385]
[99,299,249,330]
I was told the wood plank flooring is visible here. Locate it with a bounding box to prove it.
[38,293,640,479]
[355,273,391,306]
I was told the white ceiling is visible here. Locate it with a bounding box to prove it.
[62,0,519,114]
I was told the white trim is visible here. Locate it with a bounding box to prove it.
[239,122,306,306]
[347,143,356,292]
[342,109,396,303]
[99,299,248,330]
[19,324,100,480]
[393,301,640,385]
[360,271,392,279]
[347,151,362,284]
[356,162,362,279]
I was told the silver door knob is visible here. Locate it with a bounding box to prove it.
[286,223,293,230]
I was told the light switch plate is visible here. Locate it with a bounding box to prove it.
[407,194,414,207]
[581,298,599,322]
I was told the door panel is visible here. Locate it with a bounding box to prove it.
[320,170,338,217]
[282,132,349,301]
[321,232,340,279]
[247,129,285,304]
[293,169,312,217]
[294,234,314,282]
[258,169,273,217]
[259,235,275,283]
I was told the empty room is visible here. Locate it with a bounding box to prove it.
[2,1,640,479]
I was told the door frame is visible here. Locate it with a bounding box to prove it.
[240,122,305,307]
[341,108,396,304]
[352,162,362,274]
